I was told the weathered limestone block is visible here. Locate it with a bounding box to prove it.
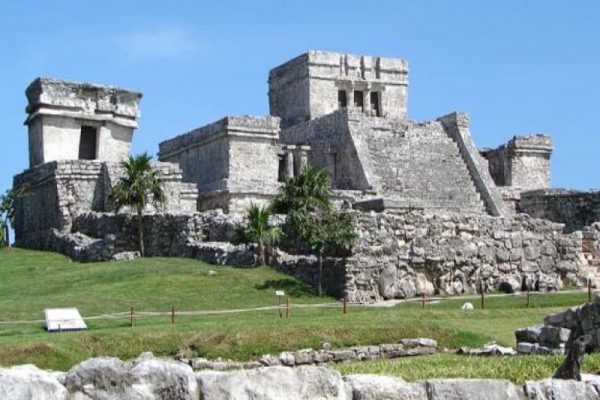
[0,364,67,400]
[524,379,600,400]
[344,374,427,400]
[65,354,198,400]
[515,326,542,344]
[425,379,525,400]
[538,326,571,348]
[196,366,346,400]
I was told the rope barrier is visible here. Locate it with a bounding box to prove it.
[0,288,593,327]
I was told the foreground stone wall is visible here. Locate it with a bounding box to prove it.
[2,353,600,400]
[519,189,600,233]
[345,211,583,303]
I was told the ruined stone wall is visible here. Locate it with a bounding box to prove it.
[345,211,583,303]
[519,189,600,232]
[13,161,105,245]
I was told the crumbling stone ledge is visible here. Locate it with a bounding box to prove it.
[184,338,437,371]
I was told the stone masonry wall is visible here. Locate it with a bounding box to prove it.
[519,189,600,233]
[345,211,583,303]
[4,353,600,400]
[13,160,198,247]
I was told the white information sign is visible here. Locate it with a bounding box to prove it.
[275,290,285,297]
[44,308,87,332]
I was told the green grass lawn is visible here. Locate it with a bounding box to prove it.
[0,247,596,382]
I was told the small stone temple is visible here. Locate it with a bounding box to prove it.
[11,50,600,302]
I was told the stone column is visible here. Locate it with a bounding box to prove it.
[293,145,310,175]
[347,87,354,111]
[364,89,371,116]
[285,151,295,179]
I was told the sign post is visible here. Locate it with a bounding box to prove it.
[275,290,285,318]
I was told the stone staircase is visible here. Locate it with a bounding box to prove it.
[364,120,487,214]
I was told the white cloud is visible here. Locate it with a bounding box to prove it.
[116,27,198,60]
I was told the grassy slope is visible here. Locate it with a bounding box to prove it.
[0,248,597,381]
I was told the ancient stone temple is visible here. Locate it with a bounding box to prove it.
[11,50,600,302]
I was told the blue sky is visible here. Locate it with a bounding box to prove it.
[1,1,599,195]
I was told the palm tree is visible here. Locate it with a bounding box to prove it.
[236,203,282,266]
[273,165,331,213]
[109,153,164,257]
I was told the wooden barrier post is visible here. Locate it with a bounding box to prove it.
[526,288,531,308]
[480,280,485,310]
[588,279,593,303]
[130,306,134,328]
[286,297,290,319]
[422,292,426,308]
[343,297,347,314]
[279,295,283,318]
[171,306,176,325]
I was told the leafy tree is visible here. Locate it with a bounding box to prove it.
[278,166,356,296]
[236,203,282,266]
[0,220,5,248]
[109,153,164,257]
[0,189,17,248]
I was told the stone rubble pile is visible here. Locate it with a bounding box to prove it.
[515,295,600,355]
[457,343,517,357]
[186,339,437,371]
[2,352,600,400]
